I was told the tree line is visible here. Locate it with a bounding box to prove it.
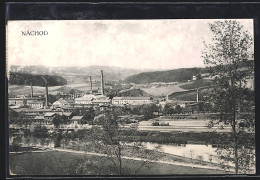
[9,72,67,86]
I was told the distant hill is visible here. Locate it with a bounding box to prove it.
[9,72,67,87]
[9,65,145,82]
[124,68,204,84]
[118,89,151,97]
[124,60,254,84]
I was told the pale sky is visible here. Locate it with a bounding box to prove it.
[7,19,253,71]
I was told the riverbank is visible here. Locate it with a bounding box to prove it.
[9,149,227,175]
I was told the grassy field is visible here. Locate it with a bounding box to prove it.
[9,151,225,175]
[179,79,213,90]
[141,86,186,97]
[8,83,98,96]
[169,88,212,101]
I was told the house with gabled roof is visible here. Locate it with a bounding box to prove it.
[53,98,68,108]
[70,116,83,126]
[44,112,57,124]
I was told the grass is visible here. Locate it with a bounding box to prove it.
[169,88,212,101]
[179,79,213,90]
[141,86,186,96]
[9,151,225,175]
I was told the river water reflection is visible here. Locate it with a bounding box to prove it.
[142,142,221,163]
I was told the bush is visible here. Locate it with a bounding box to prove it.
[10,136,22,152]
[152,122,169,126]
[160,122,170,126]
[152,122,160,126]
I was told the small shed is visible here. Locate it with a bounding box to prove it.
[70,116,83,125]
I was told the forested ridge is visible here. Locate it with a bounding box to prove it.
[124,68,203,84]
[124,60,254,84]
[9,72,67,86]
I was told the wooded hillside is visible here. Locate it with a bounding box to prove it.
[124,68,203,84]
[9,72,67,86]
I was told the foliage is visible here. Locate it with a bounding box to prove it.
[48,94,58,104]
[53,115,63,128]
[8,110,23,125]
[89,111,162,175]
[53,131,63,148]
[9,72,67,86]
[152,122,169,126]
[202,20,254,174]
[33,125,48,139]
[142,104,158,120]
[163,104,174,115]
[152,122,159,126]
[124,68,204,84]
[9,151,225,175]
[117,89,151,97]
[10,136,22,152]
[175,105,182,114]
[82,107,95,124]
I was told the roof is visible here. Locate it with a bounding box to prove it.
[34,116,44,120]
[22,109,51,112]
[113,97,152,100]
[71,116,83,120]
[53,98,68,105]
[82,94,96,99]
[23,113,37,116]
[56,112,73,116]
[100,104,110,107]
[44,112,56,117]
[9,97,42,100]
[74,97,93,101]
[27,100,44,104]
[95,95,107,100]
[59,105,74,109]
[66,99,74,103]
[55,111,72,116]
[63,112,73,116]
[113,97,123,100]
[92,99,111,103]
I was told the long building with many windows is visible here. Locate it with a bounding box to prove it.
[112,97,153,106]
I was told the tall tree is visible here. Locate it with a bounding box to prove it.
[53,114,62,128]
[89,110,162,175]
[202,20,254,174]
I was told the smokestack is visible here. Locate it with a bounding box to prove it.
[101,70,104,95]
[41,76,49,108]
[45,84,49,107]
[196,87,199,103]
[90,76,92,93]
[30,82,33,98]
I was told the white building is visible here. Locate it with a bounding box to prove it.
[74,94,108,104]
[27,100,45,109]
[52,98,68,108]
[112,97,153,106]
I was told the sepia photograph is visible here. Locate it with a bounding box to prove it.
[6,19,255,175]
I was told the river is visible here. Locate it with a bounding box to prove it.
[10,134,255,172]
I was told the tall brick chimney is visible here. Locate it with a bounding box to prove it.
[30,82,33,98]
[41,76,49,108]
[196,87,199,103]
[101,70,104,95]
[89,76,92,93]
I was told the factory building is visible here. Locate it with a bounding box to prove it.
[112,97,153,106]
